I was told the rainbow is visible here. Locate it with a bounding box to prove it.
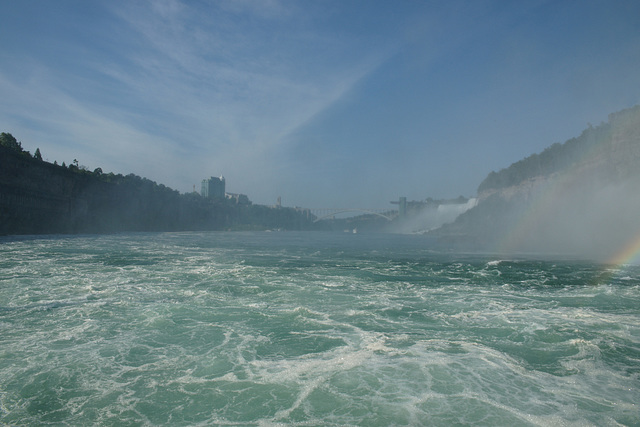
[494,166,585,256]
[608,233,640,266]
[491,110,640,264]
[495,173,640,265]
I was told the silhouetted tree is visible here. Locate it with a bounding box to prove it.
[0,132,22,152]
[34,148,43,160]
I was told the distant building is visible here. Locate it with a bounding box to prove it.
[226,192,251,205]
[201,176,225,199]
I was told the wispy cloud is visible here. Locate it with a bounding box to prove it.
[1,0,394,196]
[96,0,396,193]
[3,0,638,206]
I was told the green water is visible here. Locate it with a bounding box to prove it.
[1,231,638,425]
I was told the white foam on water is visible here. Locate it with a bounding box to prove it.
[1,232,639,425]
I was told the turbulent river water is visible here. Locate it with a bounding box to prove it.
[0,231,638,426]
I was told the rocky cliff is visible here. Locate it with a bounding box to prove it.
[433,105,640,260]
[0,146,190,235]
[0,142,315,235]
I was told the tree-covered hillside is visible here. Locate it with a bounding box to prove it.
[477,105,640,193]
[434,105,640,259]
[0,133,315,235]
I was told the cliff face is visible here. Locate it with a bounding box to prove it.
[0,147,183,234]
[0,145,315,235]
[435,106,640,260]
[1,148,84,234]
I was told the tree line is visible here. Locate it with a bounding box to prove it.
[477,120,614,193]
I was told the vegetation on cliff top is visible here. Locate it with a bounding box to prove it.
[0,132,315,235]
[1,132,32,156]
[438,105,640,258]
[477,105,640,193]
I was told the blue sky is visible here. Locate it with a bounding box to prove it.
[1,0,639,209]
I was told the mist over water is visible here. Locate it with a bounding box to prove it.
[393,198,478,234]
[1,232,639,425]
[489,172,640,262]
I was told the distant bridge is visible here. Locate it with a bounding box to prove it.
[309,208,397,223]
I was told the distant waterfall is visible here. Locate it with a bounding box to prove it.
[397,198,477,234]
[436,198,477,217]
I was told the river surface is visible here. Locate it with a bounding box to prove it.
[1,231,638,426]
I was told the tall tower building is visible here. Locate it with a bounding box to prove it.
[201,176,225,199]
